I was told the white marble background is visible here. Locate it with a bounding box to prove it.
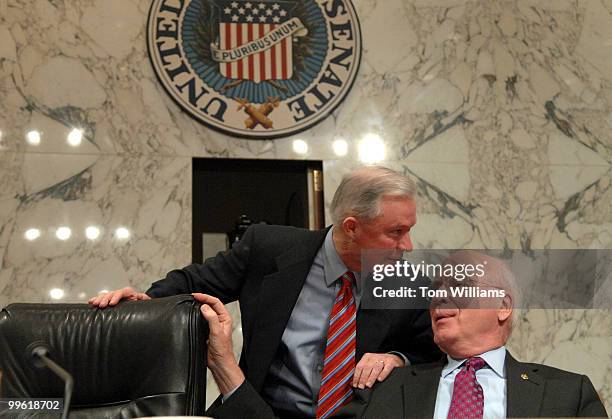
[0,0,610,411]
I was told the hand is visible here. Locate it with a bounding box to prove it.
[193,293,245,395]
[352,353,405,389]
[88,287,151,308]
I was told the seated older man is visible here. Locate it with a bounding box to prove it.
[195,251,608,418]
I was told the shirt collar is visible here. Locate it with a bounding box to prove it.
[323,227,360,291]
[442,346,506,379]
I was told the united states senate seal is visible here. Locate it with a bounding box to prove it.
[147,0,362,139]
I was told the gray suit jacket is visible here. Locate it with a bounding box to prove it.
[339,352,608,418]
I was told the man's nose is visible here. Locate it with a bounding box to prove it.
[399,234,413,252]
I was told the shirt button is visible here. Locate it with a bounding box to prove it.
[317,364,323,373]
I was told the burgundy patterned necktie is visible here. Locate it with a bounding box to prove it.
[447,357,486,419]
[316,272,357,419]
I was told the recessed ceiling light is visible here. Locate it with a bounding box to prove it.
[55,226,72,241]
[292,139,309,155]
[24,228,41,241]
[67,128,83,146]
[26,130,41,145]
[358,133,386,164]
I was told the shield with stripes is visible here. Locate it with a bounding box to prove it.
[148,0,362,138]
[215,1,295,83]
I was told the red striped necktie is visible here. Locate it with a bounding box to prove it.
[316,271,357,419]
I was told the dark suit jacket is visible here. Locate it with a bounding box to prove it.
[146,224,441,418]
[339,352,608,418]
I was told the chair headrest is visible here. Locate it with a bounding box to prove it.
[0,295,208,405]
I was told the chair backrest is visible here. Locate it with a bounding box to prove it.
[0,295,208,418]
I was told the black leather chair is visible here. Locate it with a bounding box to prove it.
[0,295,208,418]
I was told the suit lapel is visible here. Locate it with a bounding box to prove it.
[506,352,545,418]
[246,228,328,391]
[401,364,442,418]
[355,308,391,360]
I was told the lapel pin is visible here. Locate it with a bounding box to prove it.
[521,373,528,380]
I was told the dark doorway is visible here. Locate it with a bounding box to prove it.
[192,158,324,263]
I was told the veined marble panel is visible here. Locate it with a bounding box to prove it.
[1,0,611,412]
[0,0,338,160]
[349,0,611,157]
[324,160,612,250]
[0,152,191,308]
[1,1,610,162]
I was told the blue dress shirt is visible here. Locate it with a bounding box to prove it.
[260,228,360,417]
[225,228,407,416]
[433,346,507,419]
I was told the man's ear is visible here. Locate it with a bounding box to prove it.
[341,217,359,237]
[497,294,513,323]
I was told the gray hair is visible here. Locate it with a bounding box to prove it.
[330,166,416,225]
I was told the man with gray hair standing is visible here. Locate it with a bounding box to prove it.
[90,166,441,419]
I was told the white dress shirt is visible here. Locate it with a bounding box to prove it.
[433,346,507,419]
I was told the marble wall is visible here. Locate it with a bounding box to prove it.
[1,0,610,411]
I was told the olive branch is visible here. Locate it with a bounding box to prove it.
[291,1,318,83]
[190,0,216,65]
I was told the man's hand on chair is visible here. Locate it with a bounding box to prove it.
[193,293,245,396]
[88,287,151,308]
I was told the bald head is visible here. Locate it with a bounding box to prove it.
[430,251,519,358]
